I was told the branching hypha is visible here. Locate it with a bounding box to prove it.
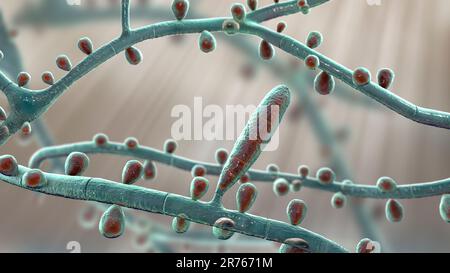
[13,0,380,109]
[0,0,449,253]
[0,0,449,147]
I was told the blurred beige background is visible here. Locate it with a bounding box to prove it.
[0,0,449,252]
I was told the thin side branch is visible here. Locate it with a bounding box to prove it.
[122,0,131,35]
[29,141,450,200]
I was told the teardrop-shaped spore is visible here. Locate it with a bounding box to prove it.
[65,152,89,176]
[236,183,258,213]
[99,205,126,239]
[287,199,307,225]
